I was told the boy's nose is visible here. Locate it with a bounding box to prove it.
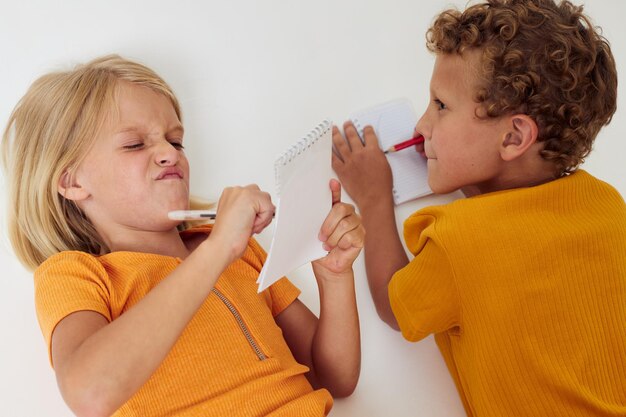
[415,113,430,139]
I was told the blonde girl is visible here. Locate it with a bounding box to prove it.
[2,55,364,417]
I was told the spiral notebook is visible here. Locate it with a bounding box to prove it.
[351,98,432,204]
[257,120,334,292]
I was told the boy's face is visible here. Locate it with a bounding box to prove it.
[416,51,511,194]
[72,81,190,240]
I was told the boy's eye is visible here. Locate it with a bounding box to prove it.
[434,99,447,111]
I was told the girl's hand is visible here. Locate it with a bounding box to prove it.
[209,184,275,263]
[312,179,365,278]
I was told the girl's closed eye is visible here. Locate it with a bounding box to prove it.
[123,142,144,150]
[169,141,185,150]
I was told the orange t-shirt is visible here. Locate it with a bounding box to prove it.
[34,225,332,416]
[389,170,626,416]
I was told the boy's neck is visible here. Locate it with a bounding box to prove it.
[475,155,558,195]
[478,172,556,195]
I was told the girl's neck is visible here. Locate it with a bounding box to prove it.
[102,227,191,259]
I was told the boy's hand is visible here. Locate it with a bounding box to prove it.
[312,179,365,277]
[332,122,393,210]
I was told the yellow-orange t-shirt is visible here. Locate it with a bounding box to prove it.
[389,170,626,416]
[34,225,332,416]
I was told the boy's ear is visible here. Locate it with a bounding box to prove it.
[58,170,90,201]
[500,114,539,162]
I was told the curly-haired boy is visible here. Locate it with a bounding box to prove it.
[333,0,626,415]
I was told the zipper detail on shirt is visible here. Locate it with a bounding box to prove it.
[211,287,267,360]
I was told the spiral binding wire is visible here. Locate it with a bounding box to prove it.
[274,119,332,192]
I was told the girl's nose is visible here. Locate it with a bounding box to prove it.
[155,141,180,166]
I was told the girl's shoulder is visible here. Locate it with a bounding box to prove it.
[36,250,106,278]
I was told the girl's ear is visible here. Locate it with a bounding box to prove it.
[500,114,539,162]
[58,170,90,201]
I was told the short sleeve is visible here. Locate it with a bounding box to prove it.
[34,252,112,365]
[388,237,461,342]
[245,238,301,317]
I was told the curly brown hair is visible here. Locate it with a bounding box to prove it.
[426,0,617,175]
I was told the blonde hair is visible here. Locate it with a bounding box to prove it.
[1,54,185,271]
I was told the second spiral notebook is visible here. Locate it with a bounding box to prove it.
[257,120,334,292]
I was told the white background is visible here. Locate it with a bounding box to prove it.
[1,1,624,416]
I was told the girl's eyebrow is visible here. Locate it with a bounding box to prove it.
[169,125,184,135]
[115,124,185,135]
[115,126,141,135]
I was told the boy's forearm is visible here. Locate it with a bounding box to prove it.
[359,198,408,330]
[311,274,361,398]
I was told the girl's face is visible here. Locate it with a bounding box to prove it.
[416,51,510,194]
[72,81,190,237]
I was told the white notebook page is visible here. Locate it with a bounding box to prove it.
[351,98,432,204]
[257,121,333,292]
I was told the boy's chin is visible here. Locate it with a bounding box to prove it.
[427,182,458,195]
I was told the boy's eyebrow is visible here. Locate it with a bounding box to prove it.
[429,85,441,99]
[429,78,441,95]
[430,80,453,101]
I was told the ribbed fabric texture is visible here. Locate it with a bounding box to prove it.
[389,170,626,416]
[34,226,332,416]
